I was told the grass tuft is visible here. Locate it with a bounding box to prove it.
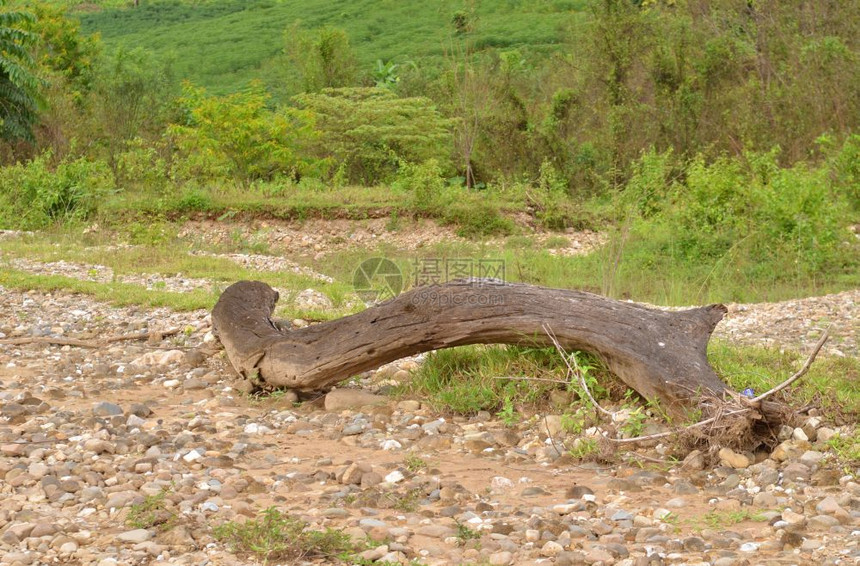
[213,507,355,564]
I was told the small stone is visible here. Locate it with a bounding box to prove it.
[584,547,614,563]
[59,541,78,553]
[116,529,152,543]
[541,540,564,557]
[384,470,404,484]
[183,378,206,390]
[341,463,364,485]
[683,449,705,470]
[324,389,387,411]
[358,545,389,561]
[489,550,514,566]
[491,476,514,492]
[92,402,123,417]
[566,485,594,499]
[718,447,750,469]
[128,403,153,417]
[542,415,563,437]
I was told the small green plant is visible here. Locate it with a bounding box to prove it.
[701,509,767,529]
[384,488,424,512]
[560,408,589,435]
[404,454,428,472]
[544,235,570,249]
[617,391,648,437]
[126,487,176,531]
[213,507,355,564]
[827,432,860,463]
[567,438,599,460]
[496,395,519,426]
[454,519,481,546]
[567,352,607,403]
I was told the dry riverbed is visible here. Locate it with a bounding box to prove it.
[1,233,859,566]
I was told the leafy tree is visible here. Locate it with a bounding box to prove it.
[90,46,174,177]
[27,3,99,89]
[0,0,40,142]
[294,87,453,185]
[170,81,318,185]
[283,25,358,93]
[21,2,101,156]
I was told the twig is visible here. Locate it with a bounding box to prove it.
[608,408,752,444]
[542,323,614,418]
[0,327,183,349]
[746,326,831,404]
[493,376,570,385]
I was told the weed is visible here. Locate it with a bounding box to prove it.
[379,487,424,512]
[567,438,599,460]
[454,520,481,546]
[827,433,860,463]
[126,487,176,531]
[496,396,519,426]
[701,509,768,529]
[560,408,590,435]
[404,454,428,473]
[544,235,570,249]
[213,507,355,564]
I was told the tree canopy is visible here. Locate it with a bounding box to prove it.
[0,0,40,141]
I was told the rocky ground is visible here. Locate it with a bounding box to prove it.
[1,223,859,566]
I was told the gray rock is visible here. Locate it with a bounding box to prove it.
[324,389,387,411]
[116,529,152,543]
[92,402,123,417]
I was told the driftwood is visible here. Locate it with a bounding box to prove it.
[212,279,735,419]
[0,328,182,348]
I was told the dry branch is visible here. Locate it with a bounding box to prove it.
[0,328,182,349]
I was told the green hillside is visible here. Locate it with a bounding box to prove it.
[75,0,584,93]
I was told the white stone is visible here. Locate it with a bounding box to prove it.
[384,470,404,484]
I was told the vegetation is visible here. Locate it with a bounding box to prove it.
[0,0,854,306]
[126,487,177,531]
[213,507,355,564]
[0,0,857,443]
[0,0,41,141]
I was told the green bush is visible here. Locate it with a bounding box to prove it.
[170,82,320,186]
[294,87,453,185]
[0,153,114,229]
[604,148,858,300]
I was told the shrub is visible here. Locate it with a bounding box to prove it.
[0,153,114,229]
[294,87,453,185]
[607,148,857,299]
[170,82,320,186]
[213,507,354,563]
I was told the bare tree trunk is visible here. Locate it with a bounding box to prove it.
[212,280,732,419]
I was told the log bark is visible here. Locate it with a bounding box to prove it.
[212,280,730,417]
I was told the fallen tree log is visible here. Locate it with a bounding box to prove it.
[212,279,733,419]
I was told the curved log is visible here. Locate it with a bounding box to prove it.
[212,280,730,418]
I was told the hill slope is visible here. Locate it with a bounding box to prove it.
[76,0,584,93]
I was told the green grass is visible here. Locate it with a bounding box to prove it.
[708,340,860,417]
[213,507,356,564]
[401,343,617,416]
[0,230,359,318]
[126,487,177,531]
[0,268,218,311]
[72,0,585,95]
